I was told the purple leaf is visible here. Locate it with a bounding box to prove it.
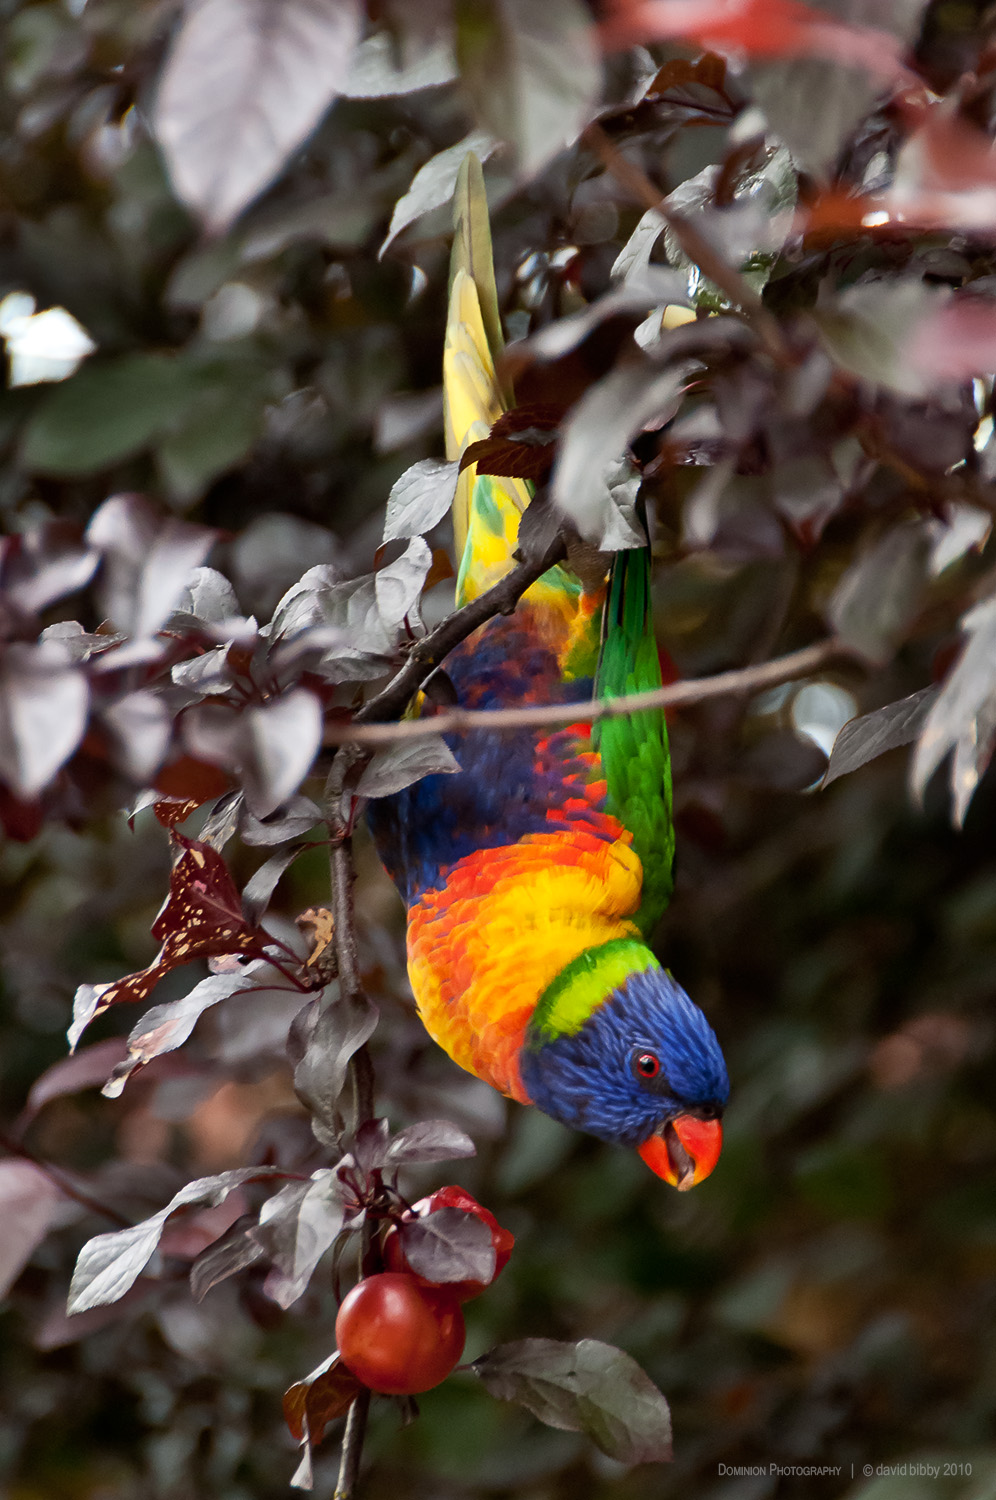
[380,132,497,257]
[39,621,125,663]
[0,522,98,617]
[375,537,433,628]
[101,690,172,783]
[102,961,290,1097]
[270,569,395,683]
[292,990,378,1147]
[86,494,216,639]
[611,207,666,281]
[341,28,456,100]
[0,1161,62,1298]
[828,521,931,665]
[240,794,320,846]
[472,1338,673,1464]
[384,1119,476,1165]
[181,700,245,773]
[401,1207,495,1285]
[252,1169,345,1308]
[171,645,239,696]
[155,0,363,233]
[68,1166,287,1314]
[382,459,459,543]
[823,687,938,787]
[748,57,877,177]
[457,0,601,177]
[912,592,996,825]
[0,641,89,796]
[242,847,302,924]
[552,363,688,539]
[815,280,945,397]
[352,1117,391,1173]
[354,737,460,799]
[181,691,321,818]
[190,1215,265,1301]
[198,790,245,850]
[269,565,342,639]
[245,690,323,818]
[20,1040,130,1126]
[173,566,242,625]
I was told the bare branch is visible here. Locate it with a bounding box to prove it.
[325,638,859,748]
[355,528,568,729]
[334,1381,371,1500]
[0,1129,132,1229]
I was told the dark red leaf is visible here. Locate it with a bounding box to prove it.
[461,436,557,481]
[646,51,727,96]
[284,1354,364,1445]
[69,833,274,1046]
[154,797,203,828]
[152,832,267,952]
[489,402,566,437]
[459,403,565,480]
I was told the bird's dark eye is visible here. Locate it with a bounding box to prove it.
[633,1051,660,1080]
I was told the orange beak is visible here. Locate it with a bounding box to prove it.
[638,1114,723,1190]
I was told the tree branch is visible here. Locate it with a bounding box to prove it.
[334,1390,371,1500]
[354,530,568,729]
[325,827,378,1498]
[325,637,859,748]
[0,1129,132,1229]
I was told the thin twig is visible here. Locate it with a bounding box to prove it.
[325,834,377,1499]
[328,838,361,998]
[324,637,858,748]
[582,121,789,365]
[0,1129,132,1229]
[334,1390,371,1500]
[354,531,568,729]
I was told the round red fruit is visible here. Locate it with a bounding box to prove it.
[383,1185,514,1301]
[335,1272,465,1396]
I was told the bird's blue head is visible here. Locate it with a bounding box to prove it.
[519,941,729,1188]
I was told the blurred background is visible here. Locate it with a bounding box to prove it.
[2,0,996,1496]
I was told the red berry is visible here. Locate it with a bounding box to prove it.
[335,1272,465,1395]
[382,1186,514,1302]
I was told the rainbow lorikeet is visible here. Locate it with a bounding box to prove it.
[368,158,728,1188]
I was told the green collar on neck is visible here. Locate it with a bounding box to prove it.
[528,937,660,1047]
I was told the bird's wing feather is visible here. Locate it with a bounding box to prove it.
[443,153,675,929]
[444,155,583,623]
[444,155,529,603]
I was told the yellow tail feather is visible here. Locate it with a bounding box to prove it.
[444,157,532,605]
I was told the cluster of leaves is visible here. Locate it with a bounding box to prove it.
[3,0,996,1495]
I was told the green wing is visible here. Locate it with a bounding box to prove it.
[592,543,674,933]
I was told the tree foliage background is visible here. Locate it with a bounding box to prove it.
[2,0,996,1496]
